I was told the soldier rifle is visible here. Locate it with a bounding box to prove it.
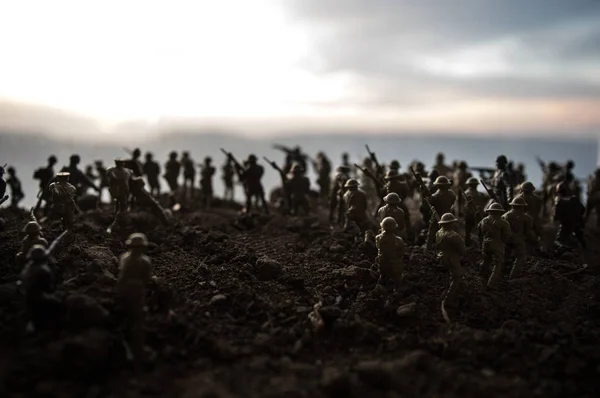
[479,179,497,201]
[0,194,8,206]
[263,157,291,213]
[220,149,245,180]
[354,163,383,188]
[409,166,439,222]
[365,145,384,174]
[470,167,495,174]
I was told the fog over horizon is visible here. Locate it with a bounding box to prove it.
[1,0,600,139]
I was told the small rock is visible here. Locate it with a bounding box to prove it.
[331,266,372,282]
[255,257,282,281]
[329,244,345,253]
[65,294,109,328]
[396,302,417,317]
[209,294,227,305]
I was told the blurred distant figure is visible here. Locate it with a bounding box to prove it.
[273,144,308,175]
[222,158,235,201]
[200,157,216,208]
[0,165,7,205]
[143,152,161,197]
[84,165,97,194]
[7,167,25,209]
[341,152,355,178]
[33,155,58,213]
[60,154,99,198]
[95,160,109,200]
[312,151,332,202]
[433,153,453,178]
[181,152,196,200]
[554,182,586,253]
[126,148,144,177]
[492,155,513,210]
[164,151,181,194]
[515,163,527,186]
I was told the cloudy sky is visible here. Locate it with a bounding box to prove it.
[1,0,599,139]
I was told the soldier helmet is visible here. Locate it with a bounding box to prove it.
[459,161,468,169]
[56,172,70,180]
[205,156,212,164]
[7,166,15,174]
[438,213,458,224]
[390,160,400,170]
[248,154,257,162]
[344,179,359,188]
[132,148,141,157]
[23,221,41,234]
[131,176,145,187]
[485,202,505,213]
[549,162,559,170]
[27,245,47,261]
[48,155,57,164]
[94,160,103,166]
[363,157,373,166]
[384,192,400,204]
[380,217,398,231]
[556,181,570,195]
[466,177,479,186]
[70,154,81,164]
[520,181,535,193]
[509,196,527,207]
[342,152,349,160]
[114,158,126,165]
[436,152,445,161]
[169,151,178,159]
[126,233,148,248]
[496,155,508,164]
[433,176,451,186]
[566,160,575,169]
[337,165,351,172]
[145,152,153,160]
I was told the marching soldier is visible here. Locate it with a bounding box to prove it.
[313,152,332,202]
[106,159,134,233]
[286,164,311,216]
[517,181,543,251]
[436,213,466,305]
[200,157,216,208]
[329,165,351,225]
[181,152,196,199]
[60,154,99,198]
[478,202,511,287]
[426,176,456,250]
[554,182,586,252]
[463,177,489,246]
[377,193,407,240]
[343,179,369,232]
[375,217,405,289]
[6,167,25,209]
[222,158,235,201]
[492,155,513,210]
[48,172,77,231]
[33,155,58,212]
[164,151,181,194]
[502,197,535,278]
[143,152,161,197]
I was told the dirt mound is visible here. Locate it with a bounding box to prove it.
[1,202,600,397]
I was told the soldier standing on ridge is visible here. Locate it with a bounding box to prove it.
[181,152,196,200]
[143,152,161,197]
[200,157,216,208]
[478,202,510,287]
[222,157,235,201]
[164,151,181,195]
[33,155,58,213]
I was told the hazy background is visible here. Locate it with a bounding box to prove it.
[1,0,599,206]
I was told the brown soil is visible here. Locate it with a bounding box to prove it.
[1,199,600,398]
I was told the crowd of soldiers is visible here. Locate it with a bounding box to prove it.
[1,144,597,363]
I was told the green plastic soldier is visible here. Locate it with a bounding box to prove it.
[130,177,170,225]
[375,217,405,288]
[329,165,351,225]
[16,221,48,266]
[384,170,411,238]
[463,178,489,246]
[517,181,543,250]
[502,196,535,278]
[477,202,510,287]
[143,152,161,197]
[286,164,311,215]
[117,233,153,366]
[200,157,216,208]
[343,179,370,232]
[222,157,235,201]
[360,157,378,213]
[107,159,133,232]
[426,176,456,250]
[436,213,465,304]
[377,193,407,240]
[48,172,77,230]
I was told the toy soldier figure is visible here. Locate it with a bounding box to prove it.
[375,217,405,289]
[502,196,535,278]
[515,163,527,186]
[478,203,510,287]
[586,168,600,228]
[383,171,411,239]
[228,153,269,214]
[123,148,144,177]
[492,155,513,210]
[313,152,332,202]
[0,165,6,206]
[343,179,369,232]
[21,230,68,331]
[48,172,77,230]
[222,158,235,201]
[16,221,48,266]
[200,157,216,208]
[463,178,489,246]
[6,167,25,209]
[33,155,58,212]
[106,159,133,233]
[425,176,456,250]
[389,160,400,174]
[433,153,453,178]
[143,152,161,197]
[554,182,586,252]
[377,193,407,240]
[165,151,181,194]
[341,152,352,171]
[517,181,543,250]
[286,164,311,215]
[453,161,471,216]
[130,178,170,225]
[359,157,378,213]
[117,233,153,366]
[436,213,465,305]
[95,160,109,199]
[181,152,196,199]
[60,154,99,198]
[329,165,351,225]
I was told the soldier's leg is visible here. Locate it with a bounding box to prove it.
[444,259,464,303]
[487,248,504,287]
[64,210,75,230]
[464,218,474,246]
[426,220,438,249]
[259,190,269,215]
[329,196,337,222]
[509,244,526,278]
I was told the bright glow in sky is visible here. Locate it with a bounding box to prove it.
[0,0,349,121]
